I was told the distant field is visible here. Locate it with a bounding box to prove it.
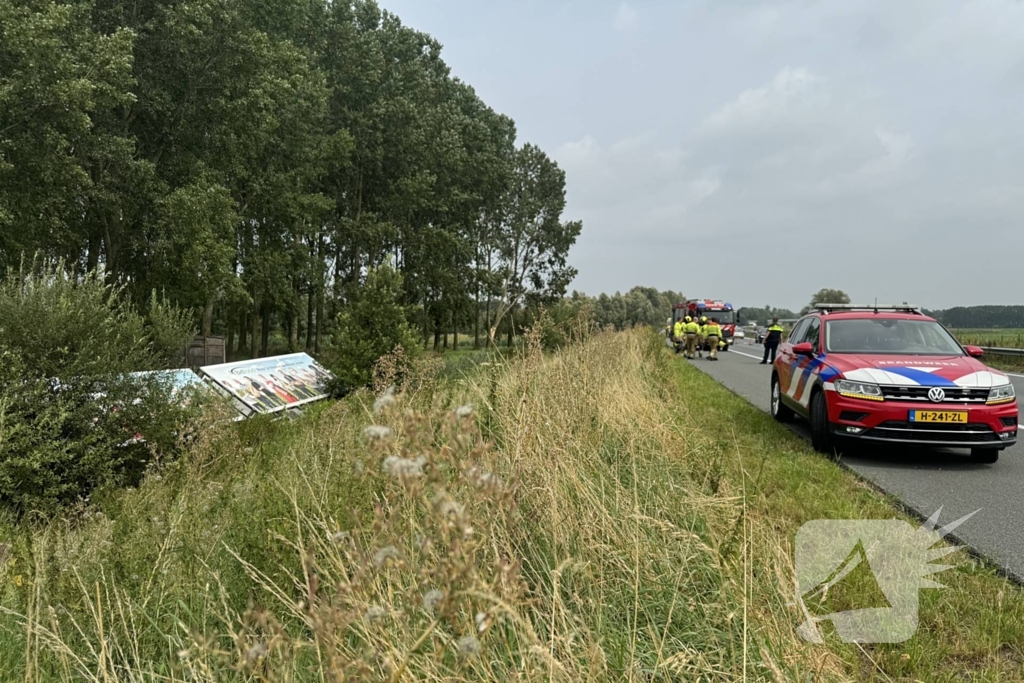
[949,329,1024,372]
[951,328,1024,349]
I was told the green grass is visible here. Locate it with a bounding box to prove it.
[0,328,1021,680]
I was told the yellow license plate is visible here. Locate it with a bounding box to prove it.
[909,410,967,424]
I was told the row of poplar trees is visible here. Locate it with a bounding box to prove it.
[0,0,582,357]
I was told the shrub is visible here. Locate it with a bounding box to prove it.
[324,263,419,394]
[145,288,196,368]
[0,260,200,512]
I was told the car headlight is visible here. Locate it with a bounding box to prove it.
[987,384,1016,405]
[834,379,884,402]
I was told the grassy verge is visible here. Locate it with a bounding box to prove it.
[0,328,1020,681]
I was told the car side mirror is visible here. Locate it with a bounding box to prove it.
[966,345,984,358]
[793,342,814,356]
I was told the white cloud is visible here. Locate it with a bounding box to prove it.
[859,129,914,177]
[699,67,823,135]
[613,2,638,33]
[553,133,718,232]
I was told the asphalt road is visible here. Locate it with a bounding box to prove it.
[689,340,1024,581]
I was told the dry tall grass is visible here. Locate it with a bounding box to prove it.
[0,327,868,681]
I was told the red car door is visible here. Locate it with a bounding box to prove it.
[775,318,811,412]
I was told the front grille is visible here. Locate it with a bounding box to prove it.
[1001,416,1018,427]
[863,421,998,444]
[839,411,870,422]
[880,386,989,403]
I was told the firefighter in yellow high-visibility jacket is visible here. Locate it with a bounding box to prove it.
[697,316,708,358]
[672,317,687,355]
[704,318,723,360]
[684,316,701,358]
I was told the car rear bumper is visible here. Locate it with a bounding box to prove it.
[826,393,1018,450]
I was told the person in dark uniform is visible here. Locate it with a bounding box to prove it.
[760,318,784,365]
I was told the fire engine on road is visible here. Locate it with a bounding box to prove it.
[671,299,739,352]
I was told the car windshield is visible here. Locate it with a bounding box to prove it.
[825,319,964,355]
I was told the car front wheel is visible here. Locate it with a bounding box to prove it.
[810,390,837,457]
[970,448,999,464]
[771,375,794,423]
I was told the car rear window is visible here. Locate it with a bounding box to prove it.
[825,319,964,355]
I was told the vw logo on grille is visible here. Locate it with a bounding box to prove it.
[928,387,946,403]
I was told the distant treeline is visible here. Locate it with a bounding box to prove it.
[554,294,805,331]
[925,306,1024,329]
[736,306,799,325]
[558,288,686,331]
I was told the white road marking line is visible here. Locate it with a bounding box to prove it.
[730,349,766,362]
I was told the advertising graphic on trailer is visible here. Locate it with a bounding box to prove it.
[200,353,333,413]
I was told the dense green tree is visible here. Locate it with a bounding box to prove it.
[0,0,583,367]
[801,288,851,315]
[487,144,582,346]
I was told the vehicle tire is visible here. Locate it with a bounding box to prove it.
[969,449,999,464]
[771,374,795,423]
[810,390,837,457]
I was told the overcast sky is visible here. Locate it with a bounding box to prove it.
[382,0,1024,310]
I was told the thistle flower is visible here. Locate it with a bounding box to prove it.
[457,635,481,658]
[383,454,427,479]
[373,386,397,414]
[437,498,464,520]
[245,641,268,666]
[467,466,501,491]
[365,605,386,623]
[373,545,401,568]
[455,404,474,419]
[422,589,444,614]
[362,425,392,441]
